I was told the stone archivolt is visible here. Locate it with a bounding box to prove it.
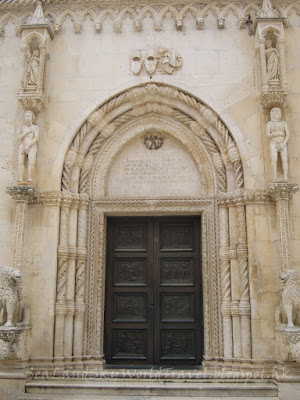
[0,1,298,36]
[45,82,258,369]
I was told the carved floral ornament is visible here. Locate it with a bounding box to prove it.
[0,1,296,36]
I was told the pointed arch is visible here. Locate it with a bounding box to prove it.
[61,83,244,195]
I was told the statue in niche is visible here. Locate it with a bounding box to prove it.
[266,107,289,181]
[26,49,40,88]
[18,110,39,183]
[265,39,280,84]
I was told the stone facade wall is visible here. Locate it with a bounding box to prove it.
[0,2,300,397]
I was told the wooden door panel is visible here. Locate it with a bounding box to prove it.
[105,216,203,366]
[160,257,194,286]
[106,218,153,365]
[161,330,196,360]
[161,293,195,321]
[114,257,147,286]
[113,329,147,360]
[114,223,147,251]
[113,293,147,322]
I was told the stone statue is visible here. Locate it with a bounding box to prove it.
[26,49,40,88]
[266,107,289,181]
[18,110,39,183]
[265,39,280,83]
[0,267,21,327]
[279,269,300,329]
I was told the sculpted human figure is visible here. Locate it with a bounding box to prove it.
[18,110,39,183]
[26,49,40,88]
[266,107,289,181]
[265,39,280,83]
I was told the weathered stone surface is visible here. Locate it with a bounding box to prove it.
[0,0,299,399]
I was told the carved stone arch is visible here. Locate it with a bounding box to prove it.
[61,83,244,194]
[79,9,97,25]
[259,24,284,40]
[201,4,221,20]
[178,5,198,19]
[285,3,300,18]
[56,9,78,28]
[220,4,241,20]
[54,83,251,368]
[159,5,179,21]
[90,115,217,198]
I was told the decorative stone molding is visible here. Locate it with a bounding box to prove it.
[218,189,273,206]
[17,1,53,113]
[62,83,243,195]
[131,49,182,76]
[54,84,249,368]
[0,1,295,36]
[84,200,217,364]
[268,182,299,271]
[254,0,288,108]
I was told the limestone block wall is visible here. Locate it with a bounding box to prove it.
[0,1,299,364]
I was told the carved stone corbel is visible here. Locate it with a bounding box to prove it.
[254,0,288,108]
[17,1,53,113]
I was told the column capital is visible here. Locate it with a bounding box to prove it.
[267,181,299,201]
[6,184,38,203]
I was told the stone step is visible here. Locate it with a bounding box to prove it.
[20,396,279,400]
[21,379,278,399]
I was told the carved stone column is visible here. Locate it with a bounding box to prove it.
[73,194,89,360]
[268,182,299,271]
[236,198,251,359]
[6,185,38,272]
[64,195,79,360]
[54,193,72,359]
[219,204,233,359]
[5,185,37,362]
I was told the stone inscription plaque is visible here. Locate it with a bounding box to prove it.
[107,135,204,198]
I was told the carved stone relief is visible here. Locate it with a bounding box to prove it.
[266,107,290,181]
[275,269,300,364]
[17,1,53,113]
[0,266,30,360]
[18,110,39,184]
[254,1,288,108]
[131,49,182,75]
[0,1,294,37]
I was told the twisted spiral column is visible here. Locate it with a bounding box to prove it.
[259,39,268,91]
[38,42,46,94]
[73,194,89,359]
[278,38,288,88]
[219,205,233,359]
[54,193,72,358]
[236,203,251,359]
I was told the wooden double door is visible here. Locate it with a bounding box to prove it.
[105,216,203,366]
